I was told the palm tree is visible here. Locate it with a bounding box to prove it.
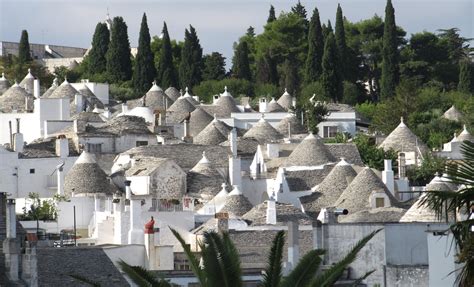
[420,141,474,286]
[171,227,381,287]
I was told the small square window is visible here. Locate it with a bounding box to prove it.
[30,169,35,174]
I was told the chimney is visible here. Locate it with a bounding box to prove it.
[259,98,267,112]
[6,199,16,239]
[13,120,24,152]
[287,221,299,272]
[73,119,85,133]
[55,135,69,158]
[229,128,237,158]
[317,207,348,224]
[213,95,219,105]
[3,198,20,281]
[74,93,84,113]
[182,120,190,141]
[9,120,13,148]
[144,217,157,269]
[121,103,128,114]
[56,162,65,196]
[398,153,406,178]
[94,194,101,212]
[33,79,40,99]
[288,123,292,139]
[266,193,277,225]
[16,118,20,134]
[216,212,229,234]
[229,155,242,189]
[128,194,143,245]
[382,159,395,196]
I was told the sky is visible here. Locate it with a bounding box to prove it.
[0,0,472,69]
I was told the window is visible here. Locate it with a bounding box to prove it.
[136,141,148,147]
[323,126,338,138]
[29,169,35,174]
[87,143,102,153]
[375,198,385,208]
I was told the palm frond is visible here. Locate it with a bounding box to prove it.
[169,227,206,286]
[221,232,243,286]
[69,274,101,287]
[281,249,325,287]
[117,259,153,287]
[309,228,382,287]
[261,231,285,287]
[351,270,375,286]
[200,231,226,287]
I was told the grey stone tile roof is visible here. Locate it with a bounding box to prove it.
[286,133,336,166]
[0,73,10,94]
[37,247,129,287]
[242,201,313,226]
[334,167,399,214]
[42,79,58,98]
[276,114,307,135]
[19,137,79,158]
[243,116,284,144]
[266,98,286,112]
[128,83,171,111]
[339,207,407,223]
[285,166,333,192]
[300,159,357,213]
[277,89,293,110]
[379,118,429,154]
[71,111,104,123]
[187,152,226,198]
[47,79,78,99]
[166,96,196,123]
[165,86,180,102]
[220,187,253,217]
[124,144,231,171]
[19,69,34,94]
[325,103,355,112]
[214,89,241,116]
[189,107,213,137]
[125,157,169,176]
[64,151,115,196]
[219,137,259,158]
[76,84,104,110]
[443,105,463,122]
[326,143,364,166]
[0,82,34,112]
[193,119,231,145]
[85,115,152,136]
[457,125,474,142]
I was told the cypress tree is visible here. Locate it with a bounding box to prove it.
[267,5,276,23]
[133,13,156,94]
[380,0,399,100]
[87,23,110,75]
[335,4,347,80]
[322,20,333,39]
[280,57,300,96]
[202,52,226,81]
[18,30,32,64]
[458,59,472,93]
[157,22,178,88]
[291,0,307,20]
[232,41,252,80]
[256,52,278,85]
[106,17,132,83]
[179,25,203,89]
[321,33,343,102]
[304,7,324,83]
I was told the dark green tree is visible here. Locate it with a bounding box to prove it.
[322,20,333,39]
[18,30,32,64]
[157,22,178,88]
[279,56,299,96]
[380,0,399,100]
[335,4,347,79]
[179,25,203,90]
[321,33,343,102]
[106,17,132,82]
[202,52,226,81]
[133,13,156,94]
[267,5,276,23]
[458,59,472,93]
[256,52,278,85]
[87,23,110,75]
[304,7,324,83]
[291,0,308,23]
[232,41,252,80]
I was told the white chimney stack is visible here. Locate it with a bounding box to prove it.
[56,162,65,196]
[74,93,84,113]
[229,128,237,158]
[33,79,40,99]
[144,217,157,269]
[55,136,69,158]
[13,133,24,153]
[286,221,299,272]
[121,103,128,114]
[259,98,267,112]
[382,159,395,196]
[266,193,277,225]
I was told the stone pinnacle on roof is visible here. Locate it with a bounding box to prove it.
[0,81,33,112]
[457,125,474,142]
[286,133,336,166]
[220,185,253,217]
[212,86,241,117]
[149,80,163,92]
[266,97,286,112]
[277,88,293,111]
[243,114,284,144]
[188,152,225,198]
[378,116,429,154]
[48,78,78,99]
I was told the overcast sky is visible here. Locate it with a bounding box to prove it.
[1,0,472,69]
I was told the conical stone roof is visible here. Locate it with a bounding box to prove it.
[189,107,213,137]
[242,201,313,226]
[277,89,293,110]
[334,167,398,214]
[143,82,171,110]
[286,133,336,166]
[457,125,474,142]
[276,114,306,135]
[443,105,463,122]
[0,72,10,94]
[187,152,225,199]
[42,78,59,98]
[19,69,34,94]
[266,98,286,112]
[193,119,229,145]
[165,87,180,102]
[0,82,33,112]
[243,115,283,144]
[48,79,78,99]
[301,158,357,213]
[214,87,241,117]
[379,117,429,154]
[64,151,114,196]
[183,87,200,105]
[166,95,196,123]
[220,186,253,217]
